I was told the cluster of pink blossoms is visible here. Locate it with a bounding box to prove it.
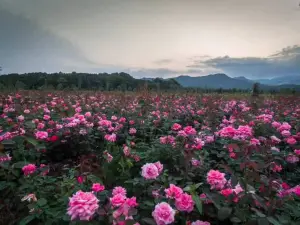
[207,170,244,202]
[22,164,37,176]
[110,186,138,224]
[67,191,99,221]
[217,125,253,140]
[141,161,163,179]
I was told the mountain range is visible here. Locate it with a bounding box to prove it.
[170,74,300,90]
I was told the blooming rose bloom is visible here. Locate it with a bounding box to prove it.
[110,194,126,207]
[104,133,117,142]
[67,191,99,220]
[17,115,24,121]
[183,126,197,135]
[294,149,300,155]
[286,137,297,145]
[112,186,127,196]
[172,123,182,131]
[152,202,175,225]
[191,220,211,225]
[165,184,183,199]
[141,162,163,179]
[220,188,233,197]
[129,128,137,135]
[281,130,291,137]
[206,170,227,190]
[286,154,299,163]
[22,164,37,176]
[92,183,105,193]
[175,193,194,212]
[35,131,48,140]
[154,161,163,174]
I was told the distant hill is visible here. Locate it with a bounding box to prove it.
[255,76,300,85]
[175,73,254,89]
[173,74,300,90]
[0,72,181,91]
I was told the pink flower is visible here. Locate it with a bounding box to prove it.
[233,184,244,195]
[205,135,214,143]
[152,202,175,225]
[125,197,138,207]
[281,130,291,137]
[43,115,51,120]
[110,194,126,207]
[123,145,131,156]
[270,135,281,143]
[141,163,160,179]
[191,220,211,225]
[67,191,99,221]
[172,123,182,131]
[278,122,291,132]
[175,193,194,212]
[286,154,299,163]
[220,188,233,197]
[104,133,117,142]
[272,121,281,128]
[24,109,30,114]
[92,183,105,193]
[250,138,260,146]
[129,128,137,135]
[154,161,163,174]
[35,131,48,140]
[17,115,24,121]
[191,158,201,166]
[286,137,297,145]
[165,184,183,199]
[112,186,127,196]
[77,176,84,184]
[22,164,36,176]
[206,170,227,190]
[183,126,196,135]
[85,112,91,117]
[294,149,300,155]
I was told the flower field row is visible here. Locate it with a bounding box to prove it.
[1,91,300,225]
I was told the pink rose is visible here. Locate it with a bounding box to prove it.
[207,170,227,190]
[22,164,36,176]
[152,202,175,225]
[92,183,105,193]
[67,191,99,220]
[110,194,126,207]
[141,163,160,179]
[191,221,211,225]
[165,184,183,199]
[175,193,194,212]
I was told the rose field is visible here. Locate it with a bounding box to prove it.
[1,91,300,225]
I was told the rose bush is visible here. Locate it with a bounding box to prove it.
[0,91,300,224]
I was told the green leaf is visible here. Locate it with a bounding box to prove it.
[267,217,282,225]
[230,217,242,223]
[142,218,156,225]
[125,220,136,225]
[13,161,27,169]
[192,194,203,215]
[258,218,269,225]
[37,198,47,206]
[19,215,35,225]
[217,207,232,221]
[25,137,39,146]
[0,181,8,191]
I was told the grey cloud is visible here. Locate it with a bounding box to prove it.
[153,59,173,65]
[128,68,180,78]
[0,7,95,73]
[189,46,300,79]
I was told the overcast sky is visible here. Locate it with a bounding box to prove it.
[0,0,300,78]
